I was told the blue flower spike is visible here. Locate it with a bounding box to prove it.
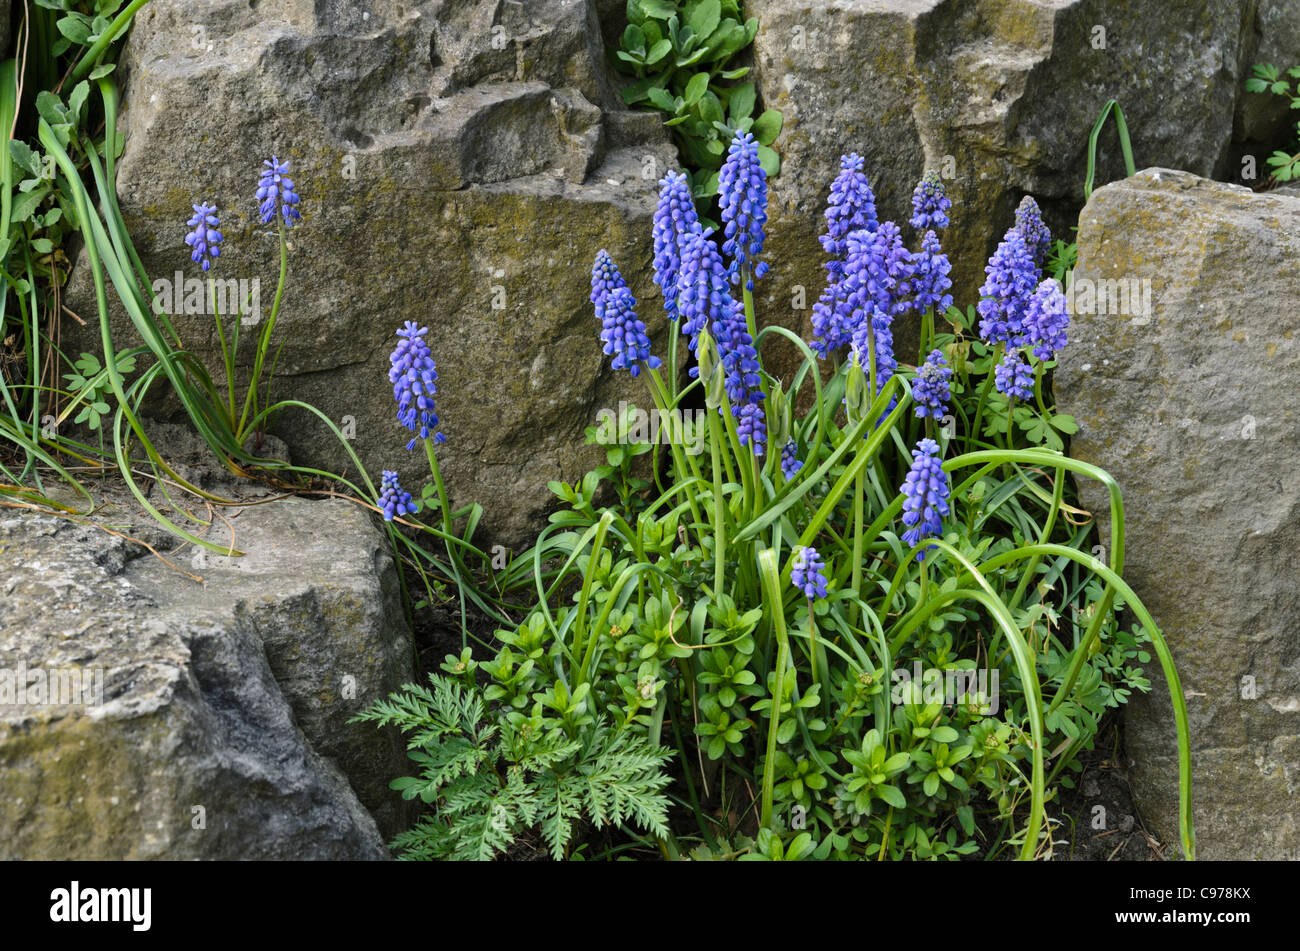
[791,546,829,601]
[185,202,223,272]
[718,130,770,290]
[257,155,302,228]
[389,321,444,450]
[651,170,701,318]
[598,283,661,377]
[900,438,950,561]
[910,172,951,231]
[377,470,417,522]
[913,349,953,420]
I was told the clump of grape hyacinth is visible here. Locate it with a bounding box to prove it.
[389,321,445,450]
[995,348,1033,401]
[184,202,223,272]
[377,470,417,522]
[717,131,770,289]
[791,546,828,600]
[910,172,951,231]
[257,155,301,227]
[599,285,660,377]
[780,439,802,479]
[651,170,700,318]
[1025,277,1069,360]
[590,249,628,323]
[912,350,953,420]
[977,227,1038,346]
[1014,195,1052,267]
[900,438,950,561]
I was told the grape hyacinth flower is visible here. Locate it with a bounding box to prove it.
[912,350,953,420]
[780,439,802,479]
[851,306,898,391]
[791,546,829,601]
[590,249,628,323]
[599,285,661,377]
[900,438,950,561]
[820,153,878,270]
[909,229,953,315]
[838,223,913,385]
[1014,195,1052,267]
[389,321,444,450]
[995,348,1034,401]
[677,229,767,454]
[377,470,417,522]
[718,131,770,289]
[909,172,951,231]
[977,227,1038,346]
[810,280,854,358]
[256,155,301,227]
[734,402,767,456]
[810,156,885,357]
[813,220,913,359]
[184,202,223,272]
[1025,278,1069,360]
[677,228,733,361]
[651,170,700,318]
[844,221,914,322]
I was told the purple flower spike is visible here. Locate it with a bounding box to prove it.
[913,350,953,421]
[995,348,1034,402]
[780,439,802,479]
[677,229,766,455]
[389,321,444,450]
[256,155,301,228]
[1014,196,1052,267]
[185,202,223,272]
[377,470,417,522]
[718,131,769,289]
[977,227,1038,346]
[600,285,661,377]
[1025,278,1069,361]
[591,249,628,323]
[820,153,878,268]
[910,229,953,315]
[900,438,950,561]
[652,170,701,318]
[910,172,951,231]
[791,546,829,601]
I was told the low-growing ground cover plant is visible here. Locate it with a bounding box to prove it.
[1246,62,1300,182]
[360,130,1194,862]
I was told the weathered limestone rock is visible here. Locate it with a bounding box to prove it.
[1055,168,1300,860]
[0,481,416,859]
[68,0,677,547]
[747,0,1257,377]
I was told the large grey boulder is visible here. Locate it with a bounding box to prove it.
[67,0,677,547]
[1055,168,1300,860]
[0,478,415,859]
[746,0,1257,377]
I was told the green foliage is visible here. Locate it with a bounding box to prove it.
[352,673,673,860]
[1245,63,1300,181]
[61,350,136,430]
[614,1,781,213]
[584,401,656,512]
